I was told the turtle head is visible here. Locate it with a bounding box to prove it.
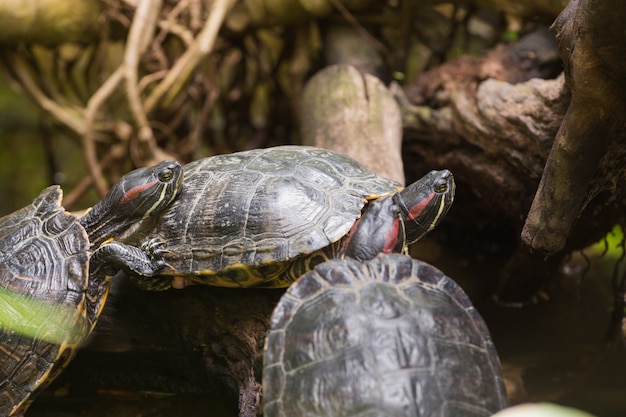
[108,161,183,220]
[81,161,183,247]
[396,169,455,243]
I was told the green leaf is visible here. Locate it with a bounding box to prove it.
[492,403,597,417]
[0,286,88,345]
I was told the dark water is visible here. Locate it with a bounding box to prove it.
[416,235,626,417]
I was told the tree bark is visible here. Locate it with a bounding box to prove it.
[521,0,626,254]
[402,29,567,232]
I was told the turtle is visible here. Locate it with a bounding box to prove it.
[0,160,183,416]
[263,253,508,417]
[130,146,455,290]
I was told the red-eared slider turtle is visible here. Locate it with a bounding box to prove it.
[263,254,508,417]
[132,146,454,290]
[0,161,182,416]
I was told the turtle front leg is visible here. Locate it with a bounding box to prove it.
[86,240,169,324]
[92,239,169,276]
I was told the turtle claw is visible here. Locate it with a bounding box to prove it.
[122,237,177,291]
[141,237,170,260]
[91,240,165,279]
[159,261,176,273]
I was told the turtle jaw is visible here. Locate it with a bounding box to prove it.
[397,169,455,244]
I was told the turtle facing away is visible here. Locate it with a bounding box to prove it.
[0,186,90,416]
[133,146,455,290]
[0,161,182,416]
[263,254,508,417]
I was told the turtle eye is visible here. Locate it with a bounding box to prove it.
[435,181,448,193]
[159,168,173,182]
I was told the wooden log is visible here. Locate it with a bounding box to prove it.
[301,64,405,185]
[30,276,283,417]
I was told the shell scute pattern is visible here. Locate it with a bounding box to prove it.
[293,160,343,190]
[284,270,325,301]
[359,282,409,320]
[264,328,285,368]
[315,261,361,287]
[0,187,90,416]
[284,290,364,371]
[263,254,507,417]
[0,188,88,301]
[154,147,399,283]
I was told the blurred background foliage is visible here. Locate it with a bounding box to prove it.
[0,0,564,213]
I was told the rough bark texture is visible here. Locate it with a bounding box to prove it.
[521,0,626,254]
[401,12,626,298]
[399,28,570,301]
[402,28,567,234]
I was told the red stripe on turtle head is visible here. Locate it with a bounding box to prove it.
[396,169,455,244]
[406,192,435,221]
[120,179,159,204]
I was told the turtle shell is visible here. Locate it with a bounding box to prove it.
[0,186,90,416]
[152,146,400,287]
[263,254,508,417]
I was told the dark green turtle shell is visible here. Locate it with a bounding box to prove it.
[0,186,90,416]
[263,254,508,417]
[150,146,401,288]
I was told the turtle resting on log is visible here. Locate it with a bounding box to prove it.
[53,145,451,417]
[0,161,182,416]
[0,146,454,417]
[263,254,508,417]
[8,146,468,417]
[128,145,455,291]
